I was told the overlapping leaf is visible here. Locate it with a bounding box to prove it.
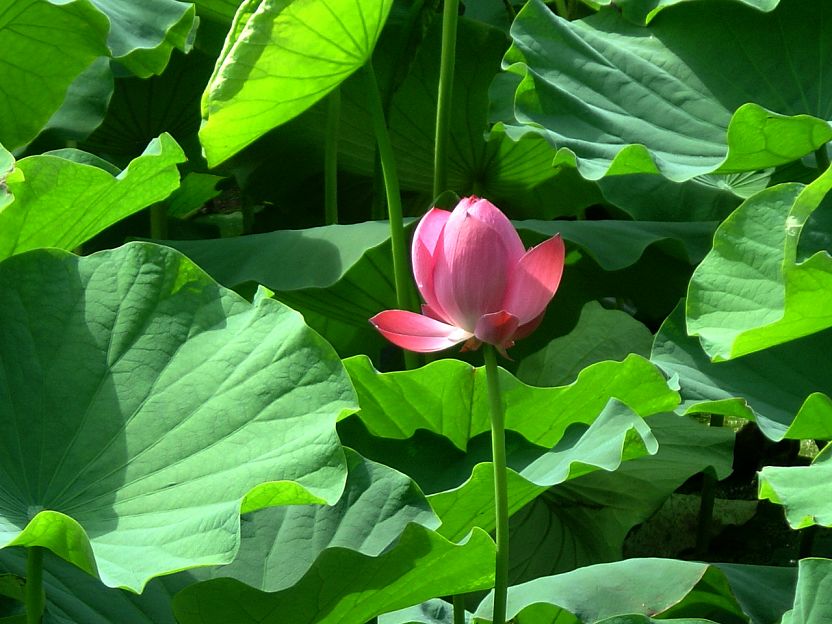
[759,445,832,529]
[475,559,795,624]
[0,134,185,261]
[653,303,832,441]
[0,243,354,591]
[340,355,676,539]
[88,0,196,77]
[172,527,495,624]
[589,0,779,24]
[780,558,832,624]
[501,0,832,182]
[200,0,393,166]
[686,165,832,360]
[0,0,109,151]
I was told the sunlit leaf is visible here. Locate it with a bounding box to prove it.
[0,134,185,261]
[759,445,832,529]
[686,164,832,360]
[199,0,393,166]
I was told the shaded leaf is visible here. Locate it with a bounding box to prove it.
[518,301,653,387]
[172,526,495,624]
[780,558,832,624]
[0,243,353,591]
[502,0,832,182]
[589,0,779,24]
[653,302,832,441]
[759,445,832,529]
[0,0,108,150]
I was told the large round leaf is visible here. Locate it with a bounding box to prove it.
[0,242,354,591]
[199,0,394,166]
[501,0,832,182]
[758,445,832,529]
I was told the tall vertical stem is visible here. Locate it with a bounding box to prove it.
[325,89,341,225]
[363,61,420,369]
[695,413,724,557]
[483,344,509,624]
[26,546,45,624]
[433,0,459,199]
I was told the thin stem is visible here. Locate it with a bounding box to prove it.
[434,0,459,199]
[816,144,830,173]
[554,0,568,18]
[325,89,341,225]
[26,547,45,624]
[483,344,509,624]
[501,0,516,20]
[453,594,466,624]
[695,414,724,557]
[150,204,168,239]
[363,61,420,370]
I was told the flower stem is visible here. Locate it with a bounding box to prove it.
[452,594,466,624]
[26,546,45,624]
[325,88,341,225]
[363,60,420,370]
[150,204,168,239]
[433,0,459,199]
[483,344,509,624]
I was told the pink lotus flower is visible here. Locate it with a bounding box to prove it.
[370,196,565,354]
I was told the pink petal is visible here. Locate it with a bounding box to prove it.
[465,198,525,265]
[370,310,471,353]
[513,311,546,341]
[412,208,452,323]
[474,311,520,349]
[433,207,512,330]
[503,235,565,324]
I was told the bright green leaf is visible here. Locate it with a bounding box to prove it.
[200,0,394,166]
[0,134,185,261]
[0,243,353,591]
[687,164,832,360]
[759,445,832,529]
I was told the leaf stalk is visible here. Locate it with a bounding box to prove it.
[434,0,459,199]
[26,546,45,624]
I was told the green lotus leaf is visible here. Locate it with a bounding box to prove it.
[341,356,675,539]
[0,0,109,151]
[89,0,196,78]
[507,413,733,582]
[502,0,832,182]
[192,449,438,592]
[199,0,393,166]
[475,559,792,624]
[686,164,832,360]
[780,558,832,624]
[172,526,495,624]
[0,242,354,591]
[0,134,185,261]
[0,548,192,623]
[653,303,832,441]
[758,445,832,529]
[518,301,653,387]
[589,0,778,25]
[192,0,241,23]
